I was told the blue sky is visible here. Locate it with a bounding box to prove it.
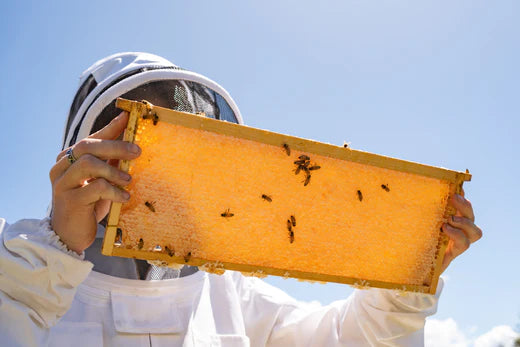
[1,1,518,344]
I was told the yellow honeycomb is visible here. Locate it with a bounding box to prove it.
[104,99,468,293]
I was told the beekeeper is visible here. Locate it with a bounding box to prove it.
[0,52,482,347]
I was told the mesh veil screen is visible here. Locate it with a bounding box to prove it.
[91,80,238,135]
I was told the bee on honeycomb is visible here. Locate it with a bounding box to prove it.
[145,201,156,212]
[221,208,234,218]
[282,143,291,156]
[261,194,272,202]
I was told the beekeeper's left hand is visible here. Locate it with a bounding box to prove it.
[440,191,482,273]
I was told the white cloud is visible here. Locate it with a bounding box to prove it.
[474,325,518,347]
[425,318,471,347]
[425,318,519,347]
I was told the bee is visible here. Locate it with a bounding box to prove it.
[465,168,470,174]
[381,184,390,192]
[221,208,234,218]
[142,108,159,125]
[283,143,291,156]
[343,142,349,148]
[289,230,295,243]
[145,201,156,212]
[357,190,363,201]
[293,159,309,166]
[152,114,159,125]
[184,251,192,263]
[114,228,123,246]
[308,165,321,171]
[143,112,158,124]
[298,154,310,161]
[303,173,311,186]
[165,246,175,257]
[261,194,272,202]
[287,219,293,231]
[141,100,154,112]
[294,165,302,175]
[290,215,296,227]
[138,238,144,250]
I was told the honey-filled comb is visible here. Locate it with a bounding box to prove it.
[102,98,471,294]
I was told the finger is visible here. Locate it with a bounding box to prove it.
[94,199,112,223]
[89,111,129,140]
[448,216,483,243]
[73,139,140,161]
[56,112,129,162]
[450,194,475,222]
[51,140,140,182]
[75,178,130,205]
[56,147,69,163]
[442,223,471,257]
[54,154,131,191]
[50,155,71,184]
[57,137,140,163]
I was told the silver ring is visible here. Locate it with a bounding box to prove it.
[66,148,78,164]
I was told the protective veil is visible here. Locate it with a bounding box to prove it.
[0,53,443,347]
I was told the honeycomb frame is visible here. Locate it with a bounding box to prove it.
[102,98,471,294]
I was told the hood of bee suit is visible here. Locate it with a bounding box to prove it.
[62,52,243,149]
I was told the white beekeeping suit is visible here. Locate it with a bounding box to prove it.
[0,52,442,347]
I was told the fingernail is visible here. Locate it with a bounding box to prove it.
[128,143,141,154]
[120,172,131,181]
[123,191,130,200]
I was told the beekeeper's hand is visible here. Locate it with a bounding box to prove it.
[49,112,140,254]
[440,191,482,273]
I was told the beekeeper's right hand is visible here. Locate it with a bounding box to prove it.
[49,111,141,254]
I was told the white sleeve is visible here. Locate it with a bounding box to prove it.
[233,272,443,347]
[0,218,93,346]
